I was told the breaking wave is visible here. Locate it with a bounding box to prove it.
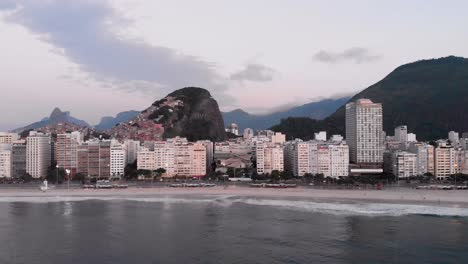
[0,195,467,217]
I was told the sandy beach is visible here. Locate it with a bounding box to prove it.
[1,186,468,207]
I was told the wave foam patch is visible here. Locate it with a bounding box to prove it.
[0,196,467,217]
[0,196,217,204]
[237,198,468,217]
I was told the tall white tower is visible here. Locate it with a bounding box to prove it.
[346,99,383,165]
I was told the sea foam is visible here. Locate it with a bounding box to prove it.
[0,195,467,217]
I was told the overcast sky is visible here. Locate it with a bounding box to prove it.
[1,0,467,130]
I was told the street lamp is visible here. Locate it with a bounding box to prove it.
[56,165,59,185]
[66,169,71,190]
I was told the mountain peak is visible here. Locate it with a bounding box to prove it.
[168,87,211,98]
[271,56,468,141]
[49,107,69,123]
[110,87,227,142]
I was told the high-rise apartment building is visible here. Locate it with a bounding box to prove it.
[26,132,51,178]
[384,151,417,179]
[345,99,383,174]
[408,143,433,176]
[243,128,254,140]
[434,143,457,179]
[137,139,207,177]
[77,140,111,178]
[448,131,460,145]
[55,132,82,177]
[284,140,310,177]
[270,132,286,145]
[284,140,349,178]
[136,147,155,171]
[12,143,26,178]
[394,126,408,143]
[0,144,12,178]
[110,141,126,178]
[154,141,176,176]
[124,140,140,164]
[256,143,284,174]
[328,143,350,178]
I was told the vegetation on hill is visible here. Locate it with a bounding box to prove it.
[272,56,468,141]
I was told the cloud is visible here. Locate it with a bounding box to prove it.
[230,63,275,82]
[0,0,16,10]
[313,47,381,64]
[0,0,234,103]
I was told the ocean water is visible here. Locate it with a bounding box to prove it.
[0,195,467,264]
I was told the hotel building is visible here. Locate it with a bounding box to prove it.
[345,99,383,175]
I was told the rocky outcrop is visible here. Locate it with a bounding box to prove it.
[109,87,227,142]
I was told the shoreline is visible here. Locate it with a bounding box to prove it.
[0,186,468,208]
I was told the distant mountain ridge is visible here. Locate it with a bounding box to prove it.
[271,56,468,141]
[222,97,350,131]
[13,107,89,133]
[95,110,140,130]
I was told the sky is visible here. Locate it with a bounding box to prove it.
[0,0,467,130]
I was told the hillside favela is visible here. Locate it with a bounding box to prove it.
[1,1,468,264]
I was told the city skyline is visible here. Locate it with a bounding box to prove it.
[1,0,468,130]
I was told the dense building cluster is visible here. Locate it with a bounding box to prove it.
[1,98,468,181]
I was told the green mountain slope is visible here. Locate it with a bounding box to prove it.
[272,56,468,141]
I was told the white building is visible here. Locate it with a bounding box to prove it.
[137,147,155,171]
[256,143,284,174]
[26,132,51,178]
[314,131,327,141]
[243,128,254,140]
[407,133,417,143]
[137,139,207,177]
[0,132,19,144]
[345,99,383,171]
[0,144,12,178]
[284,140,349,178]
[328,143,350,178]
[110,141,127,177]
[174,142,206,177]
[394,126,408,143]
[154,141,176,176]
[270,132,286,145]
[448,131,460,145]
[385,151,417,179]
[434,143,457,179]
[284,140,310,177]
[226,123,239,136]
[330,135,344,142]
[408,143,433,176]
